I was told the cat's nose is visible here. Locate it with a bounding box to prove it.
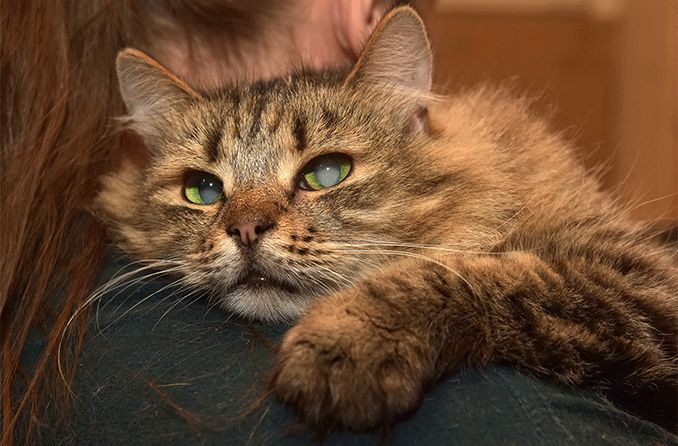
[228,220,271,248]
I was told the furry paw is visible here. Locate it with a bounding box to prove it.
[271,289,437,432]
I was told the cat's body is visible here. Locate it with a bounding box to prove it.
[98,7,678,434]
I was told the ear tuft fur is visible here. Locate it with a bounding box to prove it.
[344,6,432,96]
[116,48,200,137]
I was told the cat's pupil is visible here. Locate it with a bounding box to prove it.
[315,163,342,188]
[198,178,222,203]
[299,153,352,191]
[185,171,223,205]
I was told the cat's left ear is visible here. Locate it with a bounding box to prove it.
[344,6,432,132]
[116,48,201,138]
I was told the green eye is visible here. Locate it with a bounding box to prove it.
[299,153,352,191]
[184,171,224,205]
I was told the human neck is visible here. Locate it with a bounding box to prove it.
[133,0,384,90]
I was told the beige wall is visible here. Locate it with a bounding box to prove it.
[430,0,678,222]
[611,0,677,221]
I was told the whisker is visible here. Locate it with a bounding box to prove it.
[333,248,476,294]
[99,273,196,332]
[95,264,187,333]
[151,278,212,331]
[340,237,529,255]
[57,259,186,389]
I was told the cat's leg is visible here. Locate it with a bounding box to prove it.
[271,251,678,433]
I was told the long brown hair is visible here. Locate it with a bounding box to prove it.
[0,1,135,443]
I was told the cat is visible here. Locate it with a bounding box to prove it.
[97,6,678,434]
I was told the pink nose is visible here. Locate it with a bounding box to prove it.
[228,221,268,248]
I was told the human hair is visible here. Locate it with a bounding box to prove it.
[1,1,135,443]
[0,1,431,443]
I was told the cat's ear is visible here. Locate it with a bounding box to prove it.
[344,6,432,130]
[116,48,200,137]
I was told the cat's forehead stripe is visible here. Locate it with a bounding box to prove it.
[231,92,242,140]
[249,94,269,138]
[320,106,339,128]
[205,125,224,163]
[202,76,357,162]
[292,114,307,152]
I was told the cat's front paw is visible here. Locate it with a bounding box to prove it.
[271,288,437,432]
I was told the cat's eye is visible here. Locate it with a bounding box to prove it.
[184,171,224,205]
[298,154,352,191]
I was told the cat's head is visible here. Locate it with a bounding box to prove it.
[98,7,460,320]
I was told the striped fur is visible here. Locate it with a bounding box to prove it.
[98,7,677,434]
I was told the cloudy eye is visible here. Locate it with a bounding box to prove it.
[184,171,224,205]
[298,153,352,191]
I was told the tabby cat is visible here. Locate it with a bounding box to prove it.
[97,6,678,433]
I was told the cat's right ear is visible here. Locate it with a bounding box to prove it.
[116,48,200,137]
[343,6,432,132]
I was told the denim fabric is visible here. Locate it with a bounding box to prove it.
[41,255,677,445]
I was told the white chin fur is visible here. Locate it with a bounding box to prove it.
[218,286,314,322]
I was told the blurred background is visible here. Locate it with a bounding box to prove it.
[424,0,676,223]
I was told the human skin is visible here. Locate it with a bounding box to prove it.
[136,0,394,90]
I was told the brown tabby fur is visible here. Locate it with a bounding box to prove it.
[99,7,678,434]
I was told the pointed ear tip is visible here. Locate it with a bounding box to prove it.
[116,49,139,72]
[116,48,155,71]
[381,6,430,53]
[386,5,426,27]
[389,5,420,16]
[117,48,139,61]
